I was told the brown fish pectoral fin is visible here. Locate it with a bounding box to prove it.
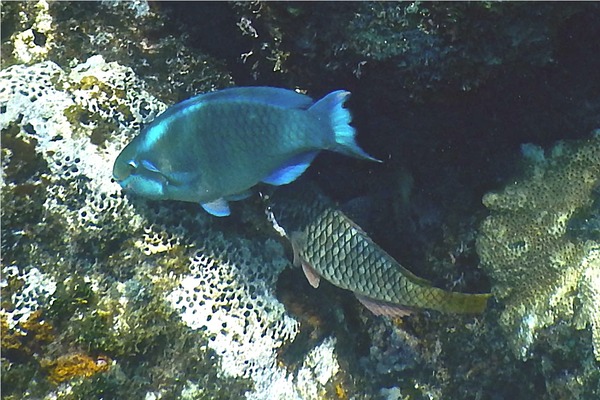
[301,261,321,288]
[354,293,413,318]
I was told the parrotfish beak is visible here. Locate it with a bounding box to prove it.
[116,172,166,199]
[113,152,167,200]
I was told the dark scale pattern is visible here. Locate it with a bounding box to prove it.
[300,208,490,314]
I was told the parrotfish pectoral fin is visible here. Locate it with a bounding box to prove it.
[201,198,231,217]
[309,91,381,162]
[225,189,253,201]
[262,151,318,186]
[140,159,161,173]
[354,293,413,318]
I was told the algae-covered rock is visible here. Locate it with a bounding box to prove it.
[477,134,600,361]
[230,2,594,100]
[0,56,330,399]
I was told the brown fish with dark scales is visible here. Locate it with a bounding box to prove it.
[269,183,491,317]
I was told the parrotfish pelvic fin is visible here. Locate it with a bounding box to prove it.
[354,293,413,318]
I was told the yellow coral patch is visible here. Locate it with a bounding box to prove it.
[44,353,110,384]
[477,134,600,360]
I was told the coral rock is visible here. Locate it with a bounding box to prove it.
[477,134,600,360]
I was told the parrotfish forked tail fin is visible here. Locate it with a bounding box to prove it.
[308,91,382,162]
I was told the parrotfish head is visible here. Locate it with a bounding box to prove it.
[113,142,168,200]
[115,162,168,199]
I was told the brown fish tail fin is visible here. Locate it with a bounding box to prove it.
[440,291,492,314]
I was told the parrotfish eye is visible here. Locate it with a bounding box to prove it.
[128,160,138,170]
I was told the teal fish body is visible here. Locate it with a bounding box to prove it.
[113,87,379,216]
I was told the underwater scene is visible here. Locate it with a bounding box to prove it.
[1,1,599,399]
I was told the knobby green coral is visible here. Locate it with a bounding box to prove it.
[477,133,600,360]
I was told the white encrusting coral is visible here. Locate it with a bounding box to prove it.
[1,56,341,398]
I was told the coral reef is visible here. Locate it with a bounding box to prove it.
[0,52,345,398]
[42,353,110,384]
[3,1,599,399]
[229,2,595,100]
[477,134,600,361]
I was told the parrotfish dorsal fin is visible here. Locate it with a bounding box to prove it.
[205,86,314,109]
[172,87,314,114]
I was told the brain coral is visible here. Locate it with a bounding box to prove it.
[0,56,345,399]
[476,134,600,361]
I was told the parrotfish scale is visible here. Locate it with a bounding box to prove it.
[225,189,253,201]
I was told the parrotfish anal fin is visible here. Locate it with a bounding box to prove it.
[225,189,253,201]
[354,293,413,318]
[262,151,318,186]
[201,198,231,217]
[301,261,321,288]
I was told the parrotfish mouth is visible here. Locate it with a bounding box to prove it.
[116,173,167,200]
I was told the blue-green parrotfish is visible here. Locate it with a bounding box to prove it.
[113,87,380,216]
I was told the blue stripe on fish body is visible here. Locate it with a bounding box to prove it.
[112,86,379,216]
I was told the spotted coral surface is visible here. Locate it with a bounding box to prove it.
[477,134,600,360]
[0,55,356,399]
